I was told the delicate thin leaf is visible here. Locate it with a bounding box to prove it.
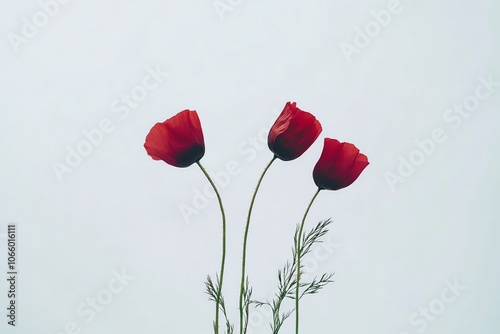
[205,274,234,334]
[251,218,334,334]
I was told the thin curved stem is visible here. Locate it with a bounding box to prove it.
[197,162,227,334]
[239,156,277,334]
[295,188,321,334]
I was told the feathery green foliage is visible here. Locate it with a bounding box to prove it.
[252,218,334,334]
[206,274,234,334]
[242,277,253,334]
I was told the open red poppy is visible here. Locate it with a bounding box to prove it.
[144,109,205,168]
[313,138,369,190]
[268,102,322,161]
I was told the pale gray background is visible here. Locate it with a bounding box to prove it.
[0,0,499,333]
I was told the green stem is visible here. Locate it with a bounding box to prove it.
[239,156,277,334]
[295,188,321,334]
[197,162,227,334]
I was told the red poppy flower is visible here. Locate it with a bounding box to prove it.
[144,109,205,167]
[313,138,369,190]
[268,102,322,161]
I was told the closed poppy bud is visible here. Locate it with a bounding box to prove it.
[313,138,369,190]
[268,102,322,161]
[144,109,205,167]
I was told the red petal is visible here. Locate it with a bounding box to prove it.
[313,138,368,190]
[144,110,205,167]
[342,153,369,188]
[268,102,322,160]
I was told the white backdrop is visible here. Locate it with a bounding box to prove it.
[1,0,499,333]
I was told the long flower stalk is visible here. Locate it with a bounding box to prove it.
[239,156,277,334]
[295,188,321,334]
[198,162,227,334]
